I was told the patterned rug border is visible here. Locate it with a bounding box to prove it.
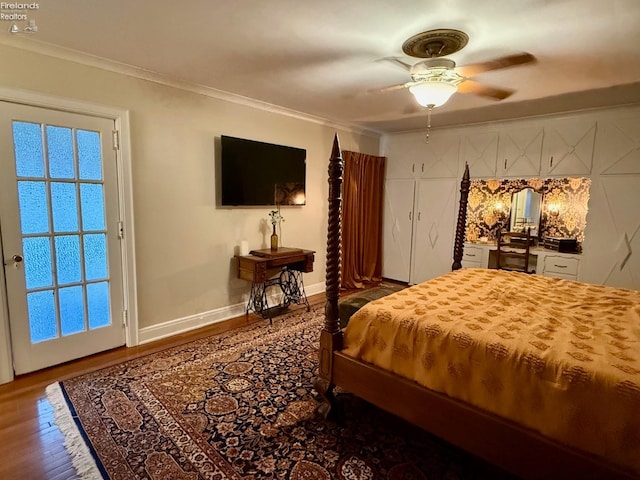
[46,381,105,479]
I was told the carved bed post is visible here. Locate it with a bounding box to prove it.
[452,163,470,271]
[313,134,344,418]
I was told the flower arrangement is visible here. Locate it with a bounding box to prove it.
[268,209,284,251]
[268,210,284,226]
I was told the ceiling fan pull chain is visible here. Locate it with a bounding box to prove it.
[424,105,433,144]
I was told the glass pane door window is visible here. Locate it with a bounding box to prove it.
[15,121,111,342]
[0,102,125,374]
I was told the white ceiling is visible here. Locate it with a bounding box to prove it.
[3,0,640,133]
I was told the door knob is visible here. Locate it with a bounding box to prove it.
[4,254,23,267]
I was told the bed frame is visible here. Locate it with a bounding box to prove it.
[313,134,634,479]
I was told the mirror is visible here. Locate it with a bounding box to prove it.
[509,188,542,237]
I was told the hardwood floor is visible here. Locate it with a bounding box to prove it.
[0,293,335,480]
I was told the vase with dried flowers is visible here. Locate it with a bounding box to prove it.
[268,209,284,251]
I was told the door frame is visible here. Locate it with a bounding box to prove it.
[0,86,138,384]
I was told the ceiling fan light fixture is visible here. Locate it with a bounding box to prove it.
[409,81,458,108]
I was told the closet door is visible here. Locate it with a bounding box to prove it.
[410,179,457,284]
[419,133,460,178]
[541,116,596,176]
[460,131,499,178]
[382,179,415,282]
[580,112,640,289]
[497,125,543,177]
[383,134,424,180]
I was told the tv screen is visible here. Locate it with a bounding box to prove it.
[220,135,306,206]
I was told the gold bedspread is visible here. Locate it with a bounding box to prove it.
[342,268,640,473]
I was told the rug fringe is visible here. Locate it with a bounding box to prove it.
[46,382,104,480]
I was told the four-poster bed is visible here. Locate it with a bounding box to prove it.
[314,134,639,479]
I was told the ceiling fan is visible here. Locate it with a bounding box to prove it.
[379,29,536,109]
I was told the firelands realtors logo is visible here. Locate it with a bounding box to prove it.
[1,2,39,34]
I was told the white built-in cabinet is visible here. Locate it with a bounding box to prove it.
[382,177,458,284]
[459,117,598,179]
[383,104,640,290]
[382,134,460,283]
[460,126,545,178]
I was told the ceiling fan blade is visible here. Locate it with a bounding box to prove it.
[457,52,536,78]
[368,82,408,95]
[457,80,515,100]
[343,82,406,99]
[378,56,413,71]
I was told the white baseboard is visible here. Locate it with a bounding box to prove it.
[302,280,326,298]
[138,281,325,345]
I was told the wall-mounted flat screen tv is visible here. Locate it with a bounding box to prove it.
[220,135,306,206]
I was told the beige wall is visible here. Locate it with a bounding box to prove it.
[0,43,380,329]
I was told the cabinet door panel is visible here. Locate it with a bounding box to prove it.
[581,175,640,289]
[593,115,640,175]
[384,156,415,180]
[420,134,460,178]
[410,179,457,284]
[542,117,596,176]
[497,126,543,177]
[461,131,498,178]
[384,134,424,179]
[382,179,415,282]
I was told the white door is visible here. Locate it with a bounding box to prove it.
[382,179,415,282]
[0,102,125,374]
[410,179,457,284]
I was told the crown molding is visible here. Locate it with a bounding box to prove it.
[0,35,381,138]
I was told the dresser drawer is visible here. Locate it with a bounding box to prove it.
[463,246,483,264]
[461,260,481,269]
[543,255,579,277]
[545,271,579,281]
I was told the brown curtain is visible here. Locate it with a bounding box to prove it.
[341,150,386,289]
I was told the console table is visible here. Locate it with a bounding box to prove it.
[237,247,315,320]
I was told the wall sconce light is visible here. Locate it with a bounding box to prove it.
[492,201,508,239]
[493,201,507,218]
[546,203,561,217]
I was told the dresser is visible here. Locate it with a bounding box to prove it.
[462,242,581,281]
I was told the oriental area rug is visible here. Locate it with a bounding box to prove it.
[47,305,512,479]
